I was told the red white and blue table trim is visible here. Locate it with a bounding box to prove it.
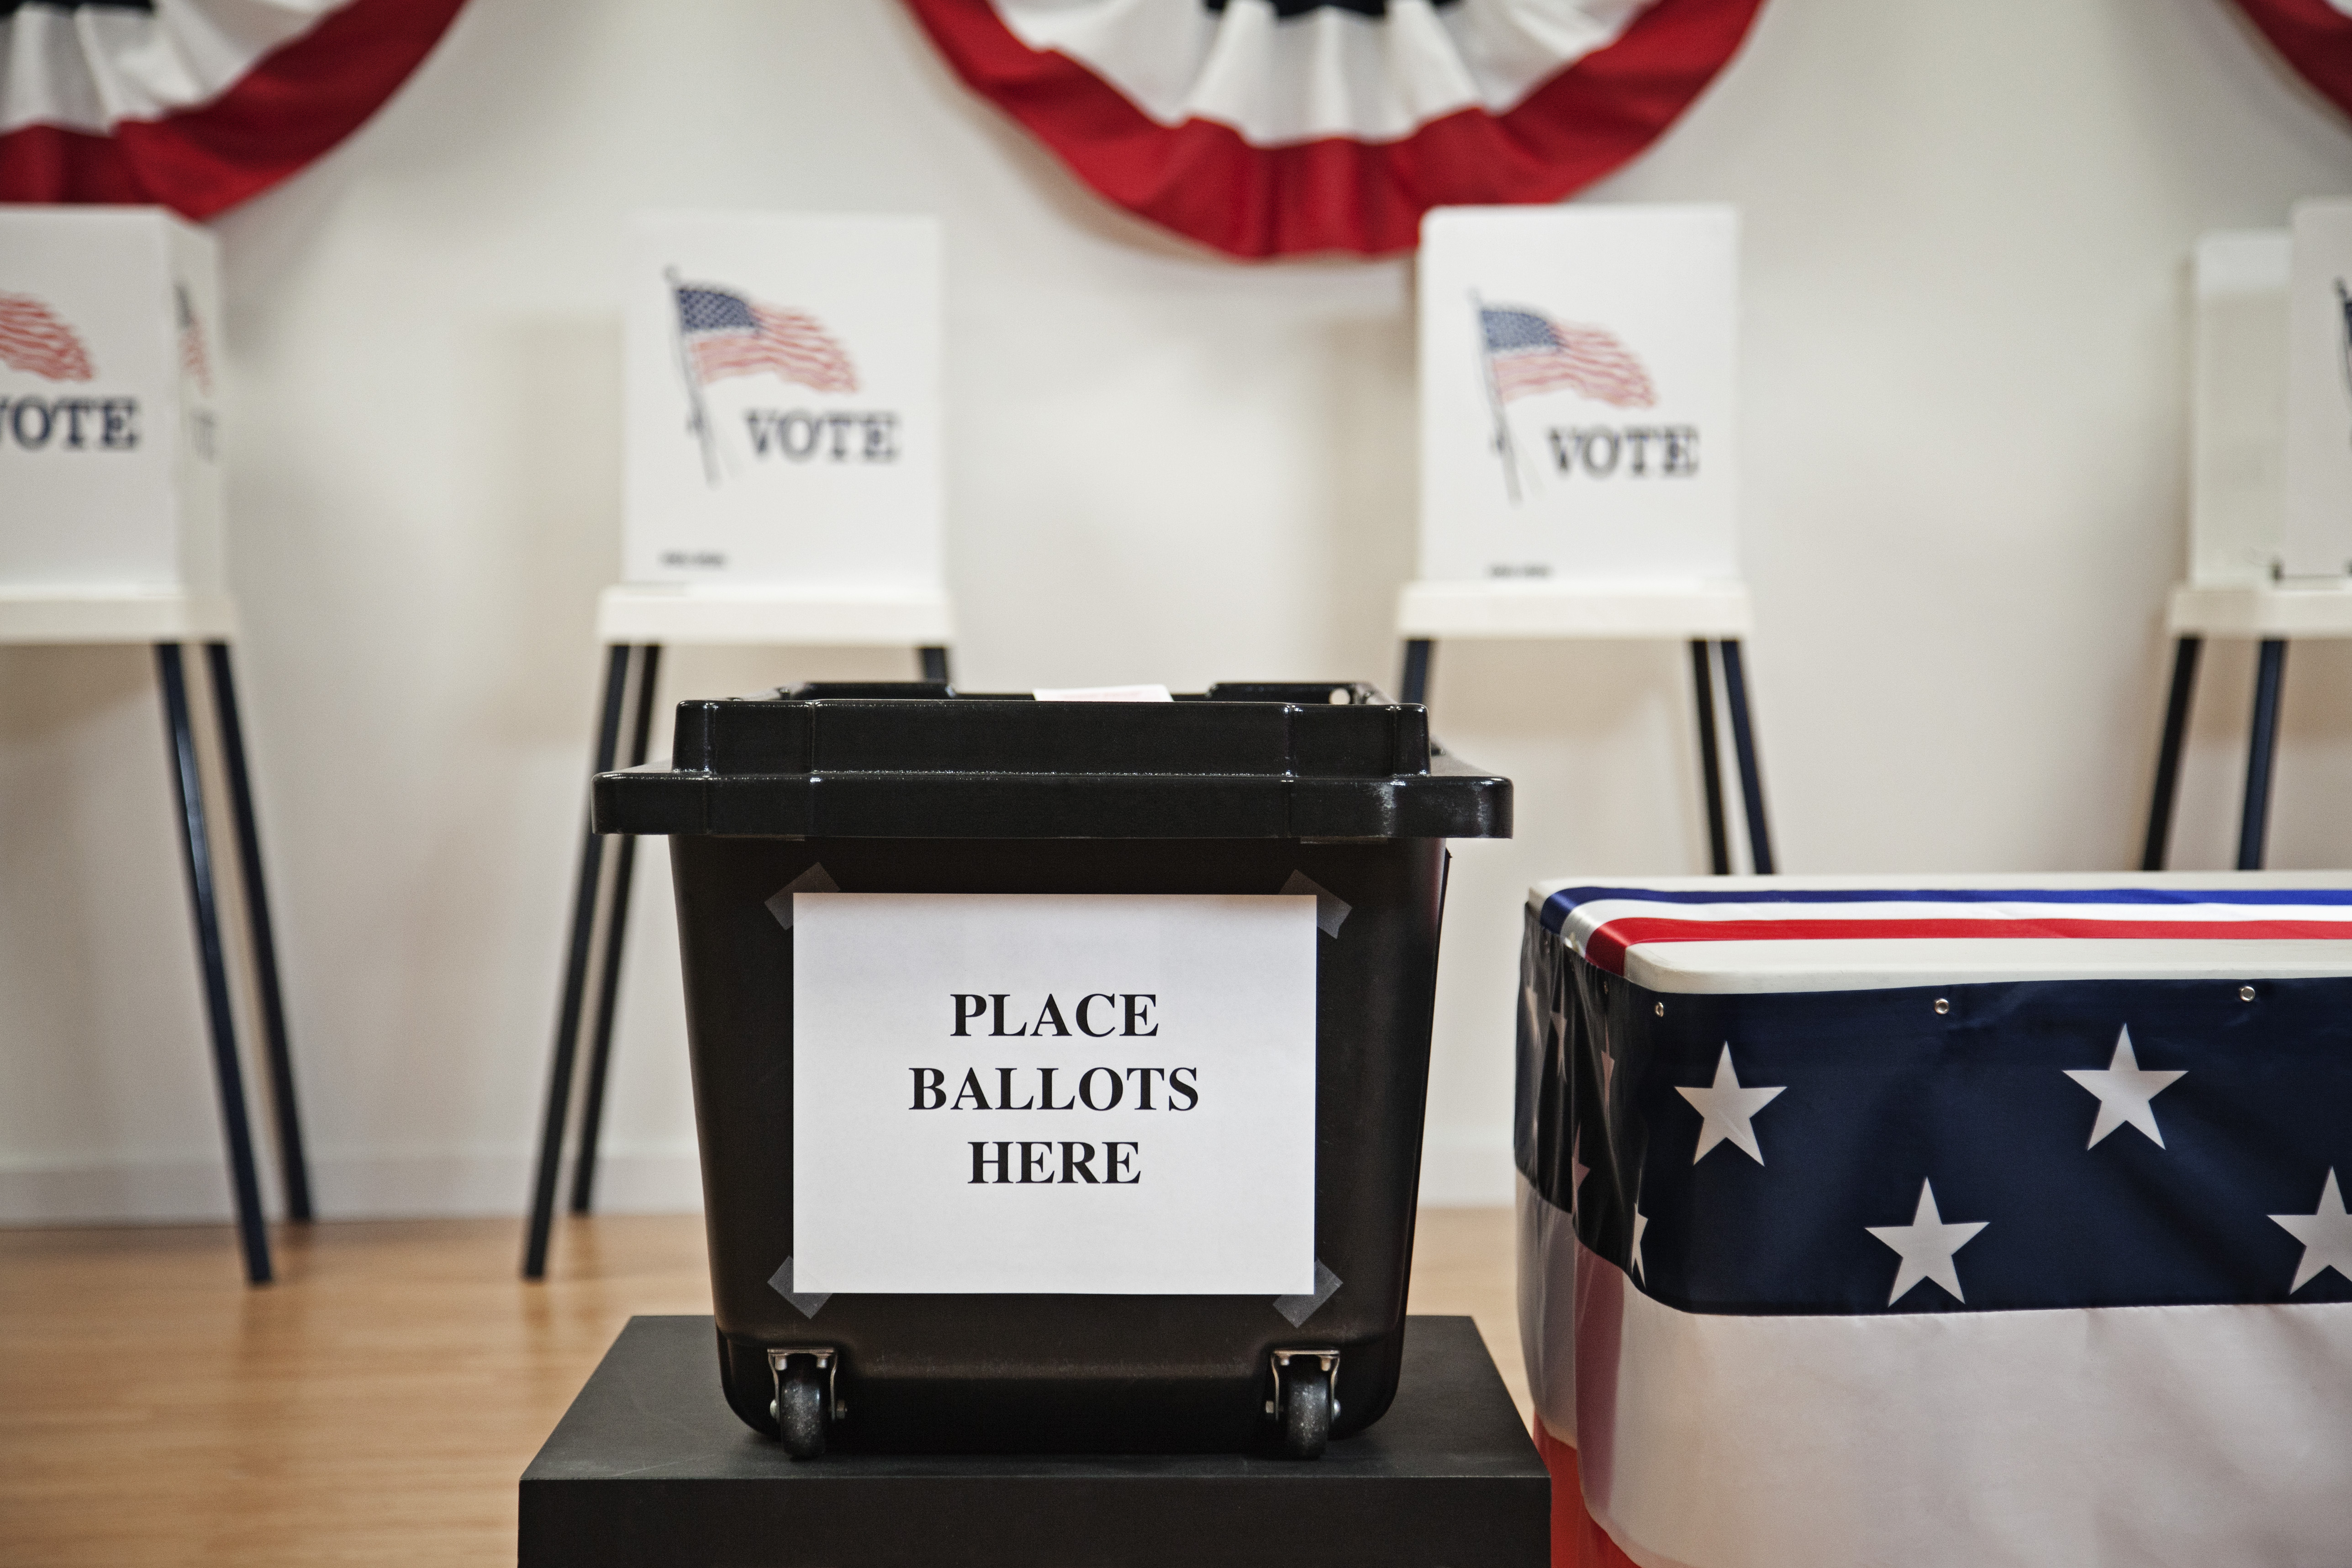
[1518,873,2352,1567]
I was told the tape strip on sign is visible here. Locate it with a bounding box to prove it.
[1272,1258,1344,1327]
[766,1256,833,1320]
[790,892,1318,1295]
[765,862,841,930]
[1280,871,1351,937]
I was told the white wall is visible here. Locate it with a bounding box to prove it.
[6,0,2352,1222]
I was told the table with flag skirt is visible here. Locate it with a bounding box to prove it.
[1515,873,2352,1568]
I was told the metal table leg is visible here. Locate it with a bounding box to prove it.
[1400,639,1433,706]
[2237,638,2288,871]
[155,643,272,1285]
[919,645,951,684]
[2140,636,2202,872]
[1719,639,1776,875]
[1689,640,1731,875]
[202,642,311,1220]
[569,644,663,1215]
[524,643,633,1279]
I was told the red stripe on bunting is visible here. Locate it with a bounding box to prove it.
[1532,1420,1640,1568]
[2230,0,2352,120]
[1581,916,2352,973]
[0,0,469,221]
[901,0,1765,258]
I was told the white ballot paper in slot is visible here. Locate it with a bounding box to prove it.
[791,893,1318,1296]
[2282,198,2352,579]
[624,211,943,591]
[1418,204,1739,586]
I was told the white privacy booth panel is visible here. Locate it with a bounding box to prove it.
[622,211,945,602]
[0,206,224,610]
[2189,230,2289,589]
[2282,199,2352,581]
[1412,204,1740,600]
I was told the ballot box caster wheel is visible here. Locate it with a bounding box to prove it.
[774,1363,827,1458]
[767,1348,838,1460]
[1281,1367,1333,1460]
[1271,1349,1339,1460]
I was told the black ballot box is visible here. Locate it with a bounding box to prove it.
[519,1314,1549,1568]
[593,686,1513,1457]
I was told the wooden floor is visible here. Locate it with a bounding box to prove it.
[0,1208,1522,1566]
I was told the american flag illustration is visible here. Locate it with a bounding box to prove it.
[674,283,856,396]
[176,284,212,396]
[1480,305,1654,407]
[0,292,95,381]
[666,272,859,484]
[1519,874,2352,1568]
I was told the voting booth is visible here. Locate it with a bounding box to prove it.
[528,213,957,1274]
[2147,204,2352,872]
[590,681,1509,1458]
[0,206,307,1285]
[617,212,946,598]
[1516,872,2352,1568]
[1,205,226,621]
[1400,206,1773,873]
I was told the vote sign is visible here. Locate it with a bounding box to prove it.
[624,212,943,591]
[789,893,1317,1296]
[0,206,223,593]
[1418,205,1740,586]
[2282,199,2352,579]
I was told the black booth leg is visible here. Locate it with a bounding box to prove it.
[2141,636,2202,872]
[1400,639,1433,706]
[203,642,312,1221]
[2237,639,2288,872]
[570,644,664,1216]
[155,644,273,1286]
[1689,640,1731,876]
[1719,639,1776,875]
[525,643,634,1279]
[919,645,951,684]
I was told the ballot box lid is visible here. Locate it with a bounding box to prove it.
[1529,872,2352,994]
[597,681,1512,840]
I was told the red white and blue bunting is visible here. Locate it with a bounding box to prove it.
[901,0,1766,259]
[2229,0,2352,120]
[0,0,467,220]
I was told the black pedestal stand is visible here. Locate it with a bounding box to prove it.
[521,1314,1547,1568]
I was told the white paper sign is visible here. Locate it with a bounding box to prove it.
[0,206,223,592]
[1418,205,1739,586]
[2283,199,2352,578]
[624,211,943,590]
[2189,231,2289,586]
[791,893,1317,1296]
